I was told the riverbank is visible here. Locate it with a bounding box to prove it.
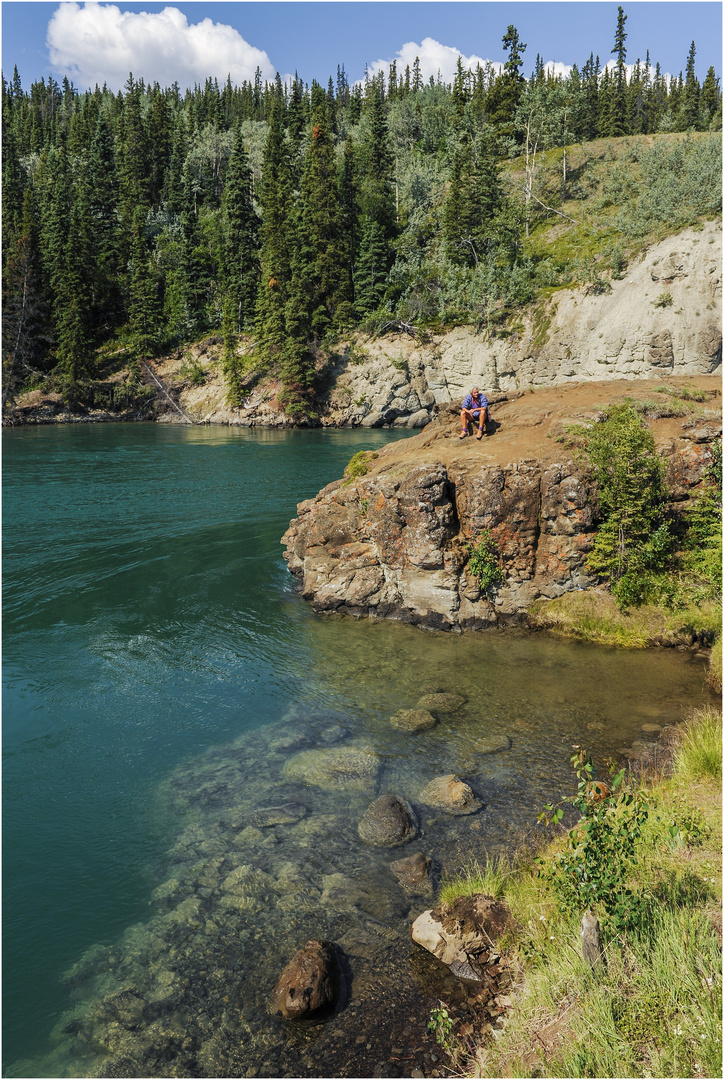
[3,221,721,431]
[431,706,722,1079]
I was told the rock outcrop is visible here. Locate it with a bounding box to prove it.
[281,377,721,628]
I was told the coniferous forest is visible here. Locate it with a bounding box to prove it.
[2,9,722,415]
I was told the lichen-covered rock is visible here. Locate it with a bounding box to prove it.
[357,795,418,847]
[419,774,482,815]
[281,745,380,791]
[390,708,437,733]
[270,939,340,1020]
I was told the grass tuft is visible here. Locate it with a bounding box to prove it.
[673,707,722,783]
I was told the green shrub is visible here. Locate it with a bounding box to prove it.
[343,450,377,483]
[653,291,673,307]
[581,402,674,606]
[537,750,651,932]
[466,529,504,593]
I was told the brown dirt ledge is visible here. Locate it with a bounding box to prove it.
[281,376,721,632]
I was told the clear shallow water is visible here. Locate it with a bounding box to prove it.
[2,423,714,1078]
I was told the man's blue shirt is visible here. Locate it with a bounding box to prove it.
[462,392,488,411]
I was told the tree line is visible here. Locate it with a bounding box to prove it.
[2,8,722,413]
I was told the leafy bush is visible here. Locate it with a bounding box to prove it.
[537,749,651,931]
[466,529,504,593]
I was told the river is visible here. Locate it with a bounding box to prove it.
[2,423,714,1078]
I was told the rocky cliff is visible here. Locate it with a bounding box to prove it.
[183,221,720,429]
[281,377,721,629]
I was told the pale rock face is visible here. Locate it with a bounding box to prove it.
[178,223,721,429]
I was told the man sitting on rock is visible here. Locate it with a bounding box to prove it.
[460,387,489,439]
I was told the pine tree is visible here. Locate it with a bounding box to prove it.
[486,24,527,136]
[682,41,701,129]
[223,128,261,333]
[610,5,629,135]
[55,183,94,385]
[443,131,502,266]
[701,66,721,128]
[2,187,50,403]
[337,136,360,326]
[128,209,161,361]
[254,93,293,364]
[354,86,396,314]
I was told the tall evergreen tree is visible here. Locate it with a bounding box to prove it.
[354,85,396,314]
[610,6,629,135]
[682,41,701,129]
[254,93,293,364]
[223,128,261,333]
[486,24,527,136]
[2,187,49,403]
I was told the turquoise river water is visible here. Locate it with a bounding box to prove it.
[2,423,715,1078]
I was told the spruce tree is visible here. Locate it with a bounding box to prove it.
[354,86,396,314]
[486,24,527,137]
[2,187,49,403]
[223,128,260,333]
[254,93,293,365]
[682,41,701,129]
[128,209,160,362]
[610,6,629,136]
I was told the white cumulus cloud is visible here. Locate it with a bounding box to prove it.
[46,2,276,91]
[365,37,501,85]
[364,38,575,86]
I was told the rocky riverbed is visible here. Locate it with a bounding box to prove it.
[31,633,712,1080]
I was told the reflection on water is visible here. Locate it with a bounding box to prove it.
[2,424,714,1079]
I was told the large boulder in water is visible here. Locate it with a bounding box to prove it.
[419,774,482,815]
[282,745,380,791]
[270,939,340,1020]
[357,795,418,847]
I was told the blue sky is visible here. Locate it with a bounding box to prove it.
[2,1,721,93]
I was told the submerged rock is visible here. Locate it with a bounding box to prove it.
[468,734,511,755]
[250,803,308,828]
[282,744,380,791]
[419,774,482,815]
[270,939,340,1020]
[390,709,437,733]
[357,795,418,847]
[415,693,466,714]
[389,851,432,890]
